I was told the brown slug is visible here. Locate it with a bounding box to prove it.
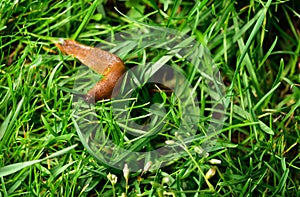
[54,39,126,102]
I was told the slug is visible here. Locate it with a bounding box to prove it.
[54,39,126,102]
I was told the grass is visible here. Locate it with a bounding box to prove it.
[0,0,299,196]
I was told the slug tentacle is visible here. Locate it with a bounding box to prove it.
[55,39,126,102]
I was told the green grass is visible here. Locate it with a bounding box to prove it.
[0,0,299,196]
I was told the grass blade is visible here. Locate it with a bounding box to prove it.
[0,98,24,142]
[0,144,77,177]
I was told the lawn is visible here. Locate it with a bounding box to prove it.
[0,0,299,196]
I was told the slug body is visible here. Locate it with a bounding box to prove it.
[55,39,126,102]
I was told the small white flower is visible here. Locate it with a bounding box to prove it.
[107,172,118,185]
[121,193,126,197]
[162,176,170,184]
[194,146,209,157]
[165,140,175,145]
[123,163,130,180]
[209,159,221,164]
[143,161,152,172]
[205,167,216,179]
[194,146,204,154]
